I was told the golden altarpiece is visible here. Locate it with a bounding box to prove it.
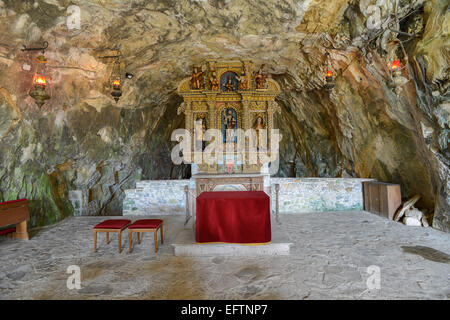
[177,60,281,196]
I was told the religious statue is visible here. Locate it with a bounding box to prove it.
[254,66,266,89]
[224,76,235,92]
[209,71,219,91]
[238,70,248,90]
[191,66,204,90]
[224,108,236,143]
[252,116,266,150]
[194,116,207,151]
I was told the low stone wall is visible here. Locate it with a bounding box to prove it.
[123,180,189,215]
[270,178,372,213]
[123,178,373,215]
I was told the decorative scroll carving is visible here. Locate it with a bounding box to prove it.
[250,101,266,111]
[195,176,264,196]
[192,101,207,111]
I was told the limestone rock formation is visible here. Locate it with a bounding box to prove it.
[0,0,448,232]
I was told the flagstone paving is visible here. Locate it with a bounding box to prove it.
[0,211,449,299]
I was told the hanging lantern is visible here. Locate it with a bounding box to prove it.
[388,57,408,92]
[22,42,51,107]
[323,51,335,91]
[110,59,122,103]
[29,54,50,107]
[386,39,411,94]
[388,59,403,82]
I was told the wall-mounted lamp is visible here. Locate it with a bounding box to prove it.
[323,51,335,91]
[22,41,51,107]
[99,52,133,103]
[110,59,122,103]
[30,72,50,108]
[386,39,410,94]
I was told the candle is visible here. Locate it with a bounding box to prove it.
[391,60,401,70]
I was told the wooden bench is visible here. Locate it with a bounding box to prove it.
[0,199,30,240]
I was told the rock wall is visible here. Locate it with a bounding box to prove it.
[0,0,448,231]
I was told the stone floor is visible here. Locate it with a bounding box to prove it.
[0,211,449,300]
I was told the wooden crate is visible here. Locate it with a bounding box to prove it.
[363,181,401,220]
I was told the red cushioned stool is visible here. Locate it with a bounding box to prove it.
[128,219,164,253]
[93,219,131,253]
[0,227,16,238]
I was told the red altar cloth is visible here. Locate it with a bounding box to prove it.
[196,191,271,244]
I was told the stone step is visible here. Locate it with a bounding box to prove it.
[172,235,292,256]
[171,218,292,256]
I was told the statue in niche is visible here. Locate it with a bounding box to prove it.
[194,115,207,151]
[209,71,219,90]
[252,115,266,150]
[224,76,235,92]
[220,71,238,92]
[238,69,248,90]
[222,108,237,143]
[254,66,266,89]
[191,66,204,89]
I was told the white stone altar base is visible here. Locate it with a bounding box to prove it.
[171,217,292,256]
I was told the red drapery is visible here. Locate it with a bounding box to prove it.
[196,191,271,244]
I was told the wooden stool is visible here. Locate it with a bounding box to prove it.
[93,219,131,253]
[128,219,164,253]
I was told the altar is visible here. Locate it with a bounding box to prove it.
[175,59,282,247]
